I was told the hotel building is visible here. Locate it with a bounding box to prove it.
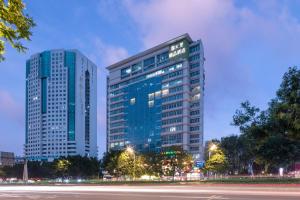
[106,34,205,159]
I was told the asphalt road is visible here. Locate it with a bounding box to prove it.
[0,184,300,200]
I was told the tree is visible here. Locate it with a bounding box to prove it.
[204,139,220,161]
[205,148,228,174]
[101,150,122,177]
[257,135,299,172]
[143,152,164,177]
[66,156,100,178]
[220,135,241,174]
[161,146,193,180]
[0,0,35,61]
[54,159,70,177]
[27,161,54,178]
[231,67,300,173]
[117,150,145,179]
[0,167,5,177]
[270,66,300,141]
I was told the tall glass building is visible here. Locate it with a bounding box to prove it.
[106,34,205,159]
[25,49,97,161]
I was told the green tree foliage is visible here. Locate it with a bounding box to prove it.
[143,152,164,177]
[204,139,220,161]
[0,167,5,177]
[0,163,23,178]
[54,159,70,177]
[65,156,100,178]
[230,66,300,173]
[1,156,99,179]
[0,0,35,61]
[205,148,228,174]
[117,150,145,179]
[101,150,122,177]
[101,147,193,179]
[27,161,54,178]
[160,146,193,179]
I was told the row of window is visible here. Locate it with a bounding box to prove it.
[110,128,124,134]
[162,69,183,80]
[110,63,183,90]
[162,78,183,89]
[110,102,123,109]
[110,115,124,121]
[162,101,183,110]
[190,62,200,70]
[190,70,200,77]
[120,45,200,80]
[111,95,123,103]
[110,134,124,140]
[110,121,125,128]
[190,78,200,84]
[190,118,200,123]
[110,108,124,115]
[162,117,183,125]
[162,109,183,118]
[162,93,183,103]
[190,126,200,131]
[161,125,183,133]
[189,44,200,53]
[190,102,200,108]
[189,53,200,62]
[190,110,200,116]
[161,133,182,145]
[169,85,183,94]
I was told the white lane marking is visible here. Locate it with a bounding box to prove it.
[0,193,58,199]
[160,195,229,199]
[0,186,299,197]
[0,192,229,200]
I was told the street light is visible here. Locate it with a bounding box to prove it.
[208,144,217,159]
[208,143,217,179]
[126,146,134,154]
[126,146,136,180]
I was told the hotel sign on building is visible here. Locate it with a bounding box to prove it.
[168,39,189,60]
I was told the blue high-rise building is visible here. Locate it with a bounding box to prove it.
[106,34,205,159]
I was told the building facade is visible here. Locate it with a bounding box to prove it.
[106,34,205,159]
[25,50,97,161]
[0,151,15,166]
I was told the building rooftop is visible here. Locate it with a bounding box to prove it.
[106,33,193,70]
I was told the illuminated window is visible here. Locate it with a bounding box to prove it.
[148,93,154,100]
[148,100,154,108]
[170,127,176,132]
[155,91,161,98]
[162,89,169,96]
[192,94,200,101]
[130,98,136,105]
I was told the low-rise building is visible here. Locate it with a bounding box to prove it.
[0,151,15,166]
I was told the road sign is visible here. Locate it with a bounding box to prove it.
[195,160,205,168]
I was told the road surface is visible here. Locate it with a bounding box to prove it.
[0,184,300,199]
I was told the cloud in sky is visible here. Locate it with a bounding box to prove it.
[124,0,300,138]
[93,37,129,67]
[1,0,300,155]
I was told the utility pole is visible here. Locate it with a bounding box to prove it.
[23,159,28,183]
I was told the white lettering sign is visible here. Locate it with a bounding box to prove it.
[169,41,187,59]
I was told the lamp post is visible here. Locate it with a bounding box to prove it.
[126,146,135,180]
[208,144,217,159]
[208,143,217,179]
